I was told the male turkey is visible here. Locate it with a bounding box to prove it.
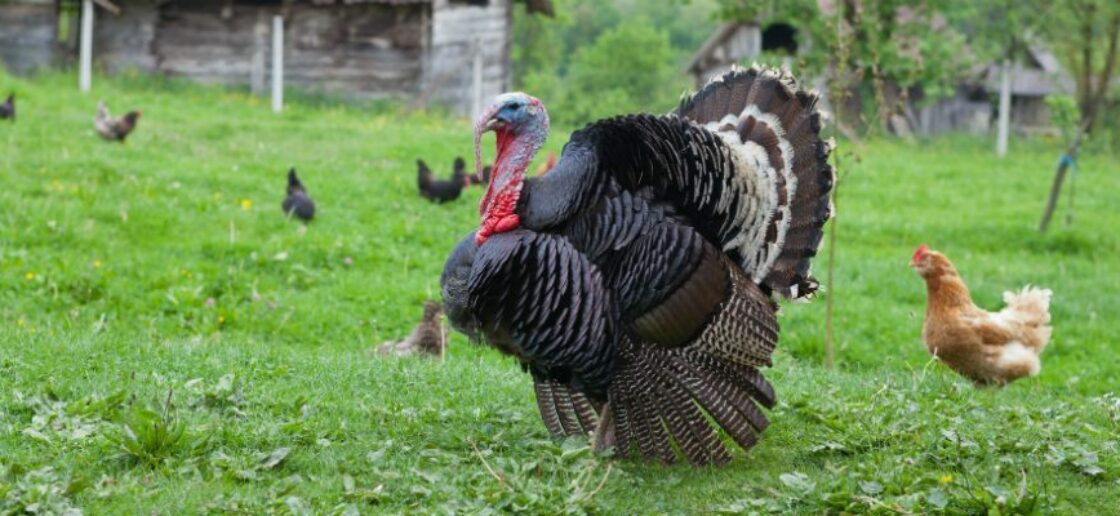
[441,66,833,465]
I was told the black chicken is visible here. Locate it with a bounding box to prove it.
[282,168,316,222]
[0,93,14,121]
[467,164,492,185]
[417,157,466,203]
[441,66,834,465]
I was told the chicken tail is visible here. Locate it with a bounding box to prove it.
[1002,286,1052,325]
[1001,286,1053,354]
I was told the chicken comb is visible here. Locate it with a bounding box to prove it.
[912,244,930,264]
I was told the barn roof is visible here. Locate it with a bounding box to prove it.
[683,21,755,74]
[980,45,1074,97]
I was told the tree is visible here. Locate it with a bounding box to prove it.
[713,0,973,133]
[1037,0,1120,232]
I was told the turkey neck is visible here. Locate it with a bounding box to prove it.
[481,127,545,219]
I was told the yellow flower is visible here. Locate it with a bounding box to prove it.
[51,179,61,190]
[240,199,253,211]
[25,271,35,281]
[939,474,953,484]
[93,260,102,269]
[17,318,25,327]
[218,315,226,324]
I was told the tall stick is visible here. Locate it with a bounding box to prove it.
[996,59,1012,157]
[471,38,484,120]
[79,0,94,93]
[1039,123,1086,232]
[824,154,839,369]
[250,13,267,96]
[271,15,284,113]
[823,3,855,369]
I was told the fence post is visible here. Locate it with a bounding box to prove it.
[271,15,284,113]
[79,0,94,92]
[996,59,1012,157]
[251,13,267,96]
[471,38,483,119]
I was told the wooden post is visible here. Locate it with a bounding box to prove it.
[271,15,284,113]
[471,38,484,120]
[250,13,267,96]
[79,0,94,93]
[996,59,1012,157]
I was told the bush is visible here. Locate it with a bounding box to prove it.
[541,21,689,127]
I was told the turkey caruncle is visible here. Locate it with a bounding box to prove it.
[441,66,834,466]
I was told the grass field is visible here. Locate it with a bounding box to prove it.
[1,70,1118,514]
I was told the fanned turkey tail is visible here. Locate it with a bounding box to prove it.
[596,259,779,465]
[677,65,834,299]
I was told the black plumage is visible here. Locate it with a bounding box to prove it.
[417,157,466,203]
[0,93,14,121]
[282,168,316,222]
[467,164,492,185]
[442,66,834,465]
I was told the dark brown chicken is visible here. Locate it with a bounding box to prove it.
[0,93,14,121]
[377,301,447,358]
[94,101,141,142]
[282,168,316,223]
[417,158,466,203]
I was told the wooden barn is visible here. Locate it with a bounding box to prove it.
[0,0,553,116]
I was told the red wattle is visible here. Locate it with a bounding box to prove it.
[477,189,521,244]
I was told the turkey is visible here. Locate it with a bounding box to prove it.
[282,168,316,223]
[441,66,834,465]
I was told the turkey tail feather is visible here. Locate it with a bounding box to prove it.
[533,376,599,438]
[599,338,774,465]
[595,262,778,466]
[678,66,834,299]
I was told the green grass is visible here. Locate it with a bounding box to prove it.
[1,70,1118,514]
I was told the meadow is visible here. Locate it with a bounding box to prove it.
[1,70,1118,514]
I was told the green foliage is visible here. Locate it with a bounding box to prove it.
[563,22,687,123]
[105,402,192,466]
[522,21,687,126]
[512,0,718,125]
[0,465,86,516]
[1,72,1120,513]
[1045,95,1081,139]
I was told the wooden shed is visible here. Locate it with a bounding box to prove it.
[0,0,553,116]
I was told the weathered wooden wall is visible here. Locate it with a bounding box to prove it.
[427,0,511,117]
[96,2,427,96]
[2,0,514,115]
[95,1,158,73]
[0,1,58,74]
[918,96,992,136]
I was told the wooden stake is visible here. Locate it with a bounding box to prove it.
[996,59,1012,157]
[271,15,284,113]
[79,0,94,93]
[471,38,484,119]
